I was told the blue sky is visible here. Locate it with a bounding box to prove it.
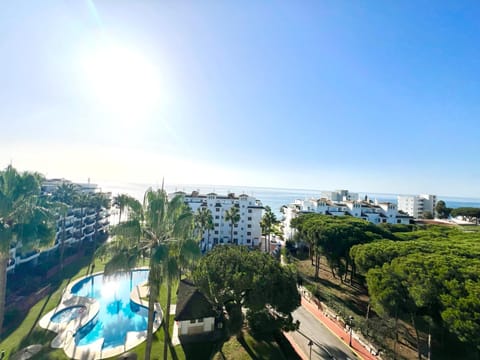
[1,1,480,197]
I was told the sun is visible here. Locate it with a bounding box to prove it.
[80,41,161,120]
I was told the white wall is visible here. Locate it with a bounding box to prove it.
[178,317,215,335]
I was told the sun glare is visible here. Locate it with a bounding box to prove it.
[101,279,120,299]
[81,41,161,120]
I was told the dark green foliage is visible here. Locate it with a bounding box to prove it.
[193,246,300,338]
[451,207,480,223]
[435,200,452,219]
[352,226,480,352]
[291,214,392,281]
[261,206,278,251]
[422,210,434,219]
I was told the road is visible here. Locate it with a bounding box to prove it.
[290,306,359,360]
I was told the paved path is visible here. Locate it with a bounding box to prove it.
[289,306,358,360]
[297,298,378,360]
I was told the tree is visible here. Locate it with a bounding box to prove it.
[261,206,278,252]
[100,189,197,360]
[224,205,240,244]
[352,226,480,355]
[422,211,434,219]
[112,193,141,223]
[52,182,79,272]
[451,207,480,224]
[193,246,300,342]
[291,214,389,282]
[435,200,451,219]
[194,207,214,251]
[0,166,55,334]
[87,192,111,266]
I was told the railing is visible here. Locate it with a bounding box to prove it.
[17,250,40,264]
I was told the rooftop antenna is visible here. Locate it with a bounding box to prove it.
[161,177,165,191]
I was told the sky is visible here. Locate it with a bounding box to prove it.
[1,1,480,197]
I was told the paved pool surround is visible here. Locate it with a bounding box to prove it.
[39,268,163,360]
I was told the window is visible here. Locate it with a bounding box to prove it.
[190,320,196,324]
[234,224,238,228]
[247,232,251,236]
[247,224,252,228]
[215,215,219,219]
[214,223,219,227]
[248,209,252,213]
[198,318,203,323]
[234,231,238,235]
[248,217,252,221]
[247,239,251,243]
[216,208,220,212]
[214,230,218,234]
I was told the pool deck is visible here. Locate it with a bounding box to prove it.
[38,269,163,360]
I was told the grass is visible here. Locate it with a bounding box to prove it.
[1,249,301,360]
[0,253,185,360]
[211,331,298,360]
[293,250,479,360]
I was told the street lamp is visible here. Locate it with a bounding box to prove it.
[348,316,354,347]
[308,340,313,360]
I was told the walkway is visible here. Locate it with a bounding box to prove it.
[300,297,378,360]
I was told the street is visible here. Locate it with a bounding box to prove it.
[290,306,358,360]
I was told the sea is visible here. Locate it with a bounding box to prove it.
[98,181,480,218]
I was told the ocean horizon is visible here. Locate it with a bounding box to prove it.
[98,181,480,218]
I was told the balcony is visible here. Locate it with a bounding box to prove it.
[84,227,95,237]
[16,250,40,265]
[44,242,60,252]
[84,212,96,220]
[7,258,16,272]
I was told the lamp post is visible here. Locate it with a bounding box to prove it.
[308,340,313,360]
[348,316,354,347]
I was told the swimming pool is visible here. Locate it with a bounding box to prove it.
[71,270,154,350]
[51,305,86,324]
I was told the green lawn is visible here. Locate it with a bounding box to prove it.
[1,253,300,360]
[211,331,300,360]
[0,255,185,360]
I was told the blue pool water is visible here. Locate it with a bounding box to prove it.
[71,270,152,349]
[51,305,86,323]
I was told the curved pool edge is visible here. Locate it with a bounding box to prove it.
[38,296,99,337]
[39,267,162,360]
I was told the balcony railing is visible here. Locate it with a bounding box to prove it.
[17,250,40,264]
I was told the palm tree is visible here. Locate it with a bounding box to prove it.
[261,206,278,252]
[52,182,79,272]
[88,192,111,269]
[194,207,214,251]
[99,189,196,360]
[113,193,141,223]
[0,165,54,334]
[225,205,240,244]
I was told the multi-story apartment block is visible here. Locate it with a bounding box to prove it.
[7,179,110,273]
[397,194,436,219]
[172,191,263,251]
[282,195,412,240]
[320,189,359,202]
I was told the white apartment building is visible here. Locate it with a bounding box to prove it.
[397,194,436,219]
[172,191,263,251]
[320,189,359,202]
[7,179,110,273]
[282,196,412,240]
